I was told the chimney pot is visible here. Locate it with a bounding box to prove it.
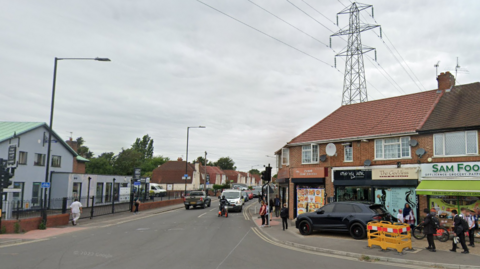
[437,71,455,92]
[177,157,183,161]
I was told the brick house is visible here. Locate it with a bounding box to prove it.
[275,72,480,221]
[204,166,226,185]
[151,158,203,194]
[223,170,240,184]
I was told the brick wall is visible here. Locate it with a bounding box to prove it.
[133,198,183,212]
[73,161,86,174]
[1,214,70,234]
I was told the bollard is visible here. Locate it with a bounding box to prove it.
[61,197,67,214]
[90,196,95,219]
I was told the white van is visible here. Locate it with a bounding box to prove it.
[220,189,243,212]
[150,183,167,197]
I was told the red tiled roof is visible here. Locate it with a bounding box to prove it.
[223,170,239,183]
[288,90,442,144]
[151,160,195,184]
[420,82,480,131]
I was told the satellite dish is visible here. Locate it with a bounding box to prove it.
[364,159,372,166]
[409,139,418,147]
[416,148,426,158]
[320,155,327,162]
[326,143,337,156]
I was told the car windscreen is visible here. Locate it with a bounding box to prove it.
[223,192,240,199]
[189,192,204,196]
[370,205,388,215]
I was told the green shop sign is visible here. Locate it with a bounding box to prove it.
[421,162,480,177]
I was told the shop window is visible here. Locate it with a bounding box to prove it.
[18,152,27,165]
[302,144,319,164]
[281,148,289,165]
[375,137,410,160]
[52,155,61,167]
[344,146,353,162]
[434,131,478,156]
[34,153,45,166]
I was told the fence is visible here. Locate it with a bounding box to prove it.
[1,199,44,220]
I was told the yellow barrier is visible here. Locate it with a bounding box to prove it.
[367,221,412,253]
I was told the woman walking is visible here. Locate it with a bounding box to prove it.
[259,200,267,227]
[403,203,415,228]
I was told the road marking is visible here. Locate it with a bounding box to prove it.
[251,228,432,269]
[198,213,207,218]
[0,239,49,249]
[210,209,215,212]
[215,230,250,269]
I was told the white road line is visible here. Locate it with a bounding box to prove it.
[215,230,250,269]
[198,213,207,218]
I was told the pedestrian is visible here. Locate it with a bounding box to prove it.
[269,197,274,215]
[396,209,404,223]
[259,200,267,227]
[134,197,140,214]
[403,203,415,228]
[280,203,289,231]
[274,195,281,218]
[450,209,469,254]
[69,198,82,226]
[462,208,476,247]
[420,208,436,252]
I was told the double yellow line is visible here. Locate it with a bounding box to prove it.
[243,202,256,220]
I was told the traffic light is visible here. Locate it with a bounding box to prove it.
[261,171,267,183]
[265,166,272,183]
[0,169,12,188]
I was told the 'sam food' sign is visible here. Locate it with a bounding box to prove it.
[421,162,480,177]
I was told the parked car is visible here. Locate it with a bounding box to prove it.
[252,186,262,198]
[184,191,211,210]
[245,190,254,200]
[295,202,389,239]
[219,189,243,212]
[242,191,249,203]
[149,183,167,197]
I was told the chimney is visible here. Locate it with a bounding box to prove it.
[66,140,78,152]
[177,157,183,161]
[437,71,455,92]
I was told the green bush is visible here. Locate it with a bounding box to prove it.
[38,221,46,230]
[0,225,6,234]
[14,221,20,233]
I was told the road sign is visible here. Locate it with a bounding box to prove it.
[167,184,173,191]
[41,182,50,188]
[133,181,141,186]
[182,176,191,180]
[184,174,188,178]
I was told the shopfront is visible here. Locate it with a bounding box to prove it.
[417,162,480,222]
[276,168,290,207]
[290,167,327,218]
[333,167,419,222]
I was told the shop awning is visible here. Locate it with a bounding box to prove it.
[416,180,480,196]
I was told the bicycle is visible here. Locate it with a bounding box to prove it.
[412,225,450,242]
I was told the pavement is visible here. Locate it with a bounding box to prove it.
[249,207,480,269]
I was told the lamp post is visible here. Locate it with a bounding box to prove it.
[43,57,110,224]
[184,126,205,196]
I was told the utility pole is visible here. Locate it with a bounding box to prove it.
[331,2,380,106]
[204,151,207,193]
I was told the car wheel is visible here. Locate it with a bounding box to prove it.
[239,206,243,212]
[299,220,312,235]
[201,203,205,209]
[185,205,189,210]
[208,202,211,207]
[349,223,366,239]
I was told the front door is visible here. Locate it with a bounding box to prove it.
[31,182,42,208]
[72,182,82,200]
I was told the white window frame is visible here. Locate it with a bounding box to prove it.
[18,151,27,165]
[52,155,61,168]
[281,148,289,166]
[433,131,478,157]
[374,137,411,160]
[34,153,45,166]
[344,145,353,162]
[302,144,319,164]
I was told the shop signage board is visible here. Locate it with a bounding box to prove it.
[421,162,480,177]
[292,167,327,178]
[296,188,324,216]
[333,169,371,180]
[167,184,173,191]
[372,168,418,180]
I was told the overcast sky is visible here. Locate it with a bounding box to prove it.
[2,0,479,172]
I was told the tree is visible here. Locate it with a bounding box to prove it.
[215,157,236,170]
[141,156,170,176]
[131,134,154,161]
[86,152,115,175]
[75,137,94,159]
[249,169,260,175]
[113,148,143,175]
[195,156,206,166]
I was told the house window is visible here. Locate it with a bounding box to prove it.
[344,146,353,162]
[434,131,478,156]
[302,144,319,164]
[375,137,411,160]
[52,155,61,167]
[18,152,27,165]
[34,153,46,166]
[281,148,289,165]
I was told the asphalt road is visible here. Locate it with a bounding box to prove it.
[0,200,426,269]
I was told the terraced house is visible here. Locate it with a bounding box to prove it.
[276,72,480,225]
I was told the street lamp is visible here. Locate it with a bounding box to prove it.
[184,126,205,196]
[43,57,110,223]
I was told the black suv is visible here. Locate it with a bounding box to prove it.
[295,202,389,239]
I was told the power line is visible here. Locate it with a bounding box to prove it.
[365,55,406,95]
[196,0,336,68]
[246,0,331,49]
[286,0,335,33]
[301,0,337,26]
